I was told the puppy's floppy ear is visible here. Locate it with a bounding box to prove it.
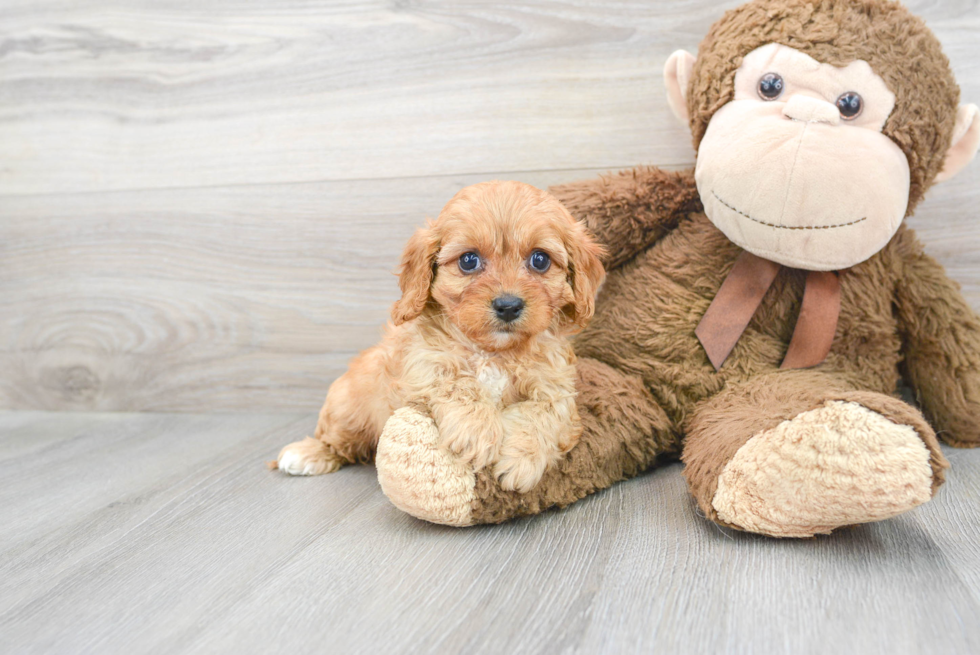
[391,222,440,325]
[562,219,606,332]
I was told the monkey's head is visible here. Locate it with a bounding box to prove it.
[665,0,980,271]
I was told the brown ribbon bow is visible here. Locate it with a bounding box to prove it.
[695,251,841,371]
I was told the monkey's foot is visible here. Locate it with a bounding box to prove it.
[711,401,936,538]
[376,408,476,526]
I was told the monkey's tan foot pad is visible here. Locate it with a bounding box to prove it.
[376,407,476,526]
[712,401,935,538]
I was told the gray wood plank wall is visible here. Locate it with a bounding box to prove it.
[2,0,978,412]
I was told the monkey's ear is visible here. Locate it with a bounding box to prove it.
[664,50,696,126]
[935,104,980,183]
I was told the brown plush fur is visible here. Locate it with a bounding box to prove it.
[469,179,974,522]
[455,0,980,529]
[360,0,980,534]
[456,0,980,523]
[688,0,960,215]
[275,181,606,493]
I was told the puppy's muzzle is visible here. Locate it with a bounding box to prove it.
[492,295,525,323]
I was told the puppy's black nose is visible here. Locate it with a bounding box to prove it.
[492,295,525,323]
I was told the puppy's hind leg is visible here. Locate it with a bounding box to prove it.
[274,345,392,476]
[274,396,378,476]
[273,437,343,476]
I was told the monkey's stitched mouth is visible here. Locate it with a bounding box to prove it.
[712,191,867,231]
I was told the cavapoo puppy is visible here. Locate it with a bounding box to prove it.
[273,180,605,492]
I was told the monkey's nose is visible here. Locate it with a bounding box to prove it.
[492,295,525,323]
[782,95,841,126]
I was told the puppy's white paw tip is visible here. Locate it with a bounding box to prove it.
[276,438,339,476]
[277,450,310,476]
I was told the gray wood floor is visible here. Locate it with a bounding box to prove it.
[2,410,980,655]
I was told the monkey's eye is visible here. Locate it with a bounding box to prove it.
[836,92,863,120]
[758,73,784,100]
[458,252,482,273]
[528,250,551,273]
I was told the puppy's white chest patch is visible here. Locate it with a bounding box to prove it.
[473,359,510,404]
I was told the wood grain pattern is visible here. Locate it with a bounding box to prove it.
[1,410,979,654]
[1,168,976,412]
[0,169,608,411]
[1,0,976,195]
[1,0,979,412]
[0,0,705,195]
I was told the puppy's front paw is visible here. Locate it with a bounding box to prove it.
[438,411,502,471]
[494,451,548,493]
[276,437,343,476]
[441,430,497,470]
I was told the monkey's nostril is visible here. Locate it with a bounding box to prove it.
[492,295,525,323]
[782,95,841,126]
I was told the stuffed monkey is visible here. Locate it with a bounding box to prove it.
[373,0,980,537]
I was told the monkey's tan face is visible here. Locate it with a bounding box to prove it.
[695,44,911,271]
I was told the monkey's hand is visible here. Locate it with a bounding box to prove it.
[548,166,702,271]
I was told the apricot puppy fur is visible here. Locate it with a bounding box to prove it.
[274,180,605,492]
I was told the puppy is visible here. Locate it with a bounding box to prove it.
[273,180,605,492]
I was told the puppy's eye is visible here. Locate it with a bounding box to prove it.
[758,72,784,100]
[528,250,551,273]
[458,252,482,273]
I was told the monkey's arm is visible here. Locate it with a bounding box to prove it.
[894,233,980,447]
[549,166,702,271]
